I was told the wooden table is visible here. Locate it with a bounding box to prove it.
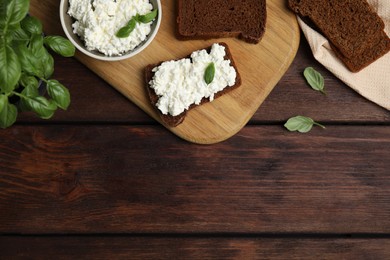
[1,29,390,258]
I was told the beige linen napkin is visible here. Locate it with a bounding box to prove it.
[297,0,390,110]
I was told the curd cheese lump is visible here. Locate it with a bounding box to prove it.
[149,43,237,116]
[68,0,154,56]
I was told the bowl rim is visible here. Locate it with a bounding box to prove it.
[59,0,162,61]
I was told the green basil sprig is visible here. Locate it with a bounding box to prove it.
[0,0,75,128]
[304,67,326,95]
[204,62,215,85]
[284,116,325,133]
[116,9,158,38]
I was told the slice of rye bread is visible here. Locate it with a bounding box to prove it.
[176,0,267,44]
[331,30,390,72]
[288,0,389,59]
[145,43,242,127]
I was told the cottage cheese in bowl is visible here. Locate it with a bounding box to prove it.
[60,0,161,60]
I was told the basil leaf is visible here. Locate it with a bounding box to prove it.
[0,42,21,93]
[44,36,75,57]
[23,95,57,119]
[116,18,137,38]
[284,116,325,133]
[0,101,17,129]
[15,37,54,79]
[22,84,39,97]
[3,0,30,26]
[0,2,7,30]
[9,26,29,43]
[138,9,158,23]
[19,73,38,88]
[40,48,54,79]
[204,62,215,85]
[14,43,40,76]
[47,79,70,110]
[18,84,39,111]
[29,33,45,55]
[0,94,7,113]
[304,67,326,94]
[21,15,42,35]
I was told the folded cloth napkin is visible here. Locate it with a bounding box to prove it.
[297,0,390,110]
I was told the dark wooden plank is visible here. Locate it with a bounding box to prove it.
[16,39,390,124]
[1,125,389,234]
[1,237,389,259]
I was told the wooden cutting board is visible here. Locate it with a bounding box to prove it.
[30,0,299,144]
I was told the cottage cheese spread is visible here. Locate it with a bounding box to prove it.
[68,0,153,56]
[149,43,237,116]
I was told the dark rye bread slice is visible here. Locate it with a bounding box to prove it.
[176,0,267,44]
[288,0,388,59]
[145,43,242,127]
[331,30,390,72]
[289,0,390,72]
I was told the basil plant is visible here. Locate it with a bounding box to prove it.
[0,0,75,128]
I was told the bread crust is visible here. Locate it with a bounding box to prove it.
[145,42,242,127]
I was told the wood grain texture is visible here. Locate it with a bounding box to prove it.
[1,125,389,234]
[1,2,388,258]
[1,237,390,259]
[29,0,299,144]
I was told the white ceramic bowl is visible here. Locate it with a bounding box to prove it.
[59,0,161,61]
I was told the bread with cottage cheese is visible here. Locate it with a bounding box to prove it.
[176,0,267,44]
[145,43,241,127]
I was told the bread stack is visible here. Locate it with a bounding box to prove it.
[288,0,390,72]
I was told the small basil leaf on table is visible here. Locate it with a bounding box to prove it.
[204,62,215,85]
[44,36,76,57]
[304,67,326,94]
[116,17,137,38]
[284,116,325,133]
[138,9,158,23]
